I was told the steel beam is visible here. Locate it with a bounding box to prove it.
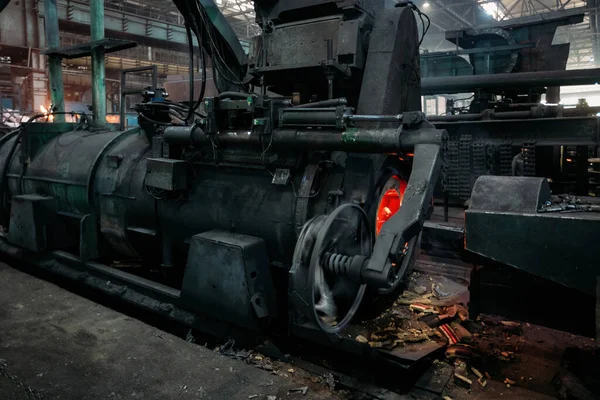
[43,0,65,122]
[90,0,106,129]
[421,68,600,95]
[39,0,190,53]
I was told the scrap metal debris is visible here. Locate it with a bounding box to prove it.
[185,329,196,343]
[350,273,473,354]
[504,378,516,386]
[287,386,308,396]
[500,321,520,328]
[445,344,477,359]
[413,285,427,295]
[538,195,600,213]
[325,373,335,390]
[360,323,435,350]
[355,335,368,343]
[454,373,472,388]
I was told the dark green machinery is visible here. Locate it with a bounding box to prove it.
[0,0,445,354]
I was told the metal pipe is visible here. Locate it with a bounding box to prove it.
[427,113,485,122]
[346,114,403,122]
[91,0,106,128]
[494,111,532,119]
[421,68,600,95]
[296,98,347,108]
[428,106,600,122]
[280,108,342,128]
[43,0,65,122]
[164,126,444,153]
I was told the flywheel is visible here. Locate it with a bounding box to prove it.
[289,203,372,334]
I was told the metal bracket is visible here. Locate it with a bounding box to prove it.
[251,293,269,319]
[271,169,291,185]
[362,143,443,289]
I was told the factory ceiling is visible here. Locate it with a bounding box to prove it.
[98,0,597,69]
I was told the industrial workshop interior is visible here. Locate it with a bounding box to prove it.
[1,0,600,398]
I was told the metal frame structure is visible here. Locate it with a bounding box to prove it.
[120,66,158,130]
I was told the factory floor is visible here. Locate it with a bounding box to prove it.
[0,260,598,400]
[0,262,339,400]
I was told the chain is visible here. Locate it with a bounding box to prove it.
[441,133,449,190]
[486,144,495,175]
[499,142,512,176]
[458,135,472,200]
[523,141,537,177]
[446,140,460,197]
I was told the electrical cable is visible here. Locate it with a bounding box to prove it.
[452,95,475,102]
[414,4,431,48]
[397,1,431,48]
[260,133,274,162]
[138,113,181,126]
[24,111,88,124]
[175,0,245,94]
[185,23,195,124]
[183,2,207,114]
[194,48,207,111]
[189,2,206,108]
[192,0,245,90]
[144,102,203,117]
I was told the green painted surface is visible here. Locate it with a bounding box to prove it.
[44,0,65,122]
[22,122,78,160]
[13,127,129,215]
[91,0,107,129]
[342,128,359,143]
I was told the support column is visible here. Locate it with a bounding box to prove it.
[91,0,106,128]
[43,0,65,122]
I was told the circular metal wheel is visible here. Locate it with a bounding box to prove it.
[291,203,372,334]
[374,174,419,295]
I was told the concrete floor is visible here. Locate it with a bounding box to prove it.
[0,263,337,400]
[1,258,597,400]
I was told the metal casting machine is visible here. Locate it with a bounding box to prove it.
[0,0,445,348]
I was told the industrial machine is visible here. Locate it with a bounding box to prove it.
[0,0,445,353]
[419,8,600,201]
[422,8,586,105]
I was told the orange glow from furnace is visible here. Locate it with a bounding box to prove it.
[106,115,120,124]
[39,105,54,122]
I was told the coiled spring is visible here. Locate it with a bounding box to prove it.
[323,253,354,277]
